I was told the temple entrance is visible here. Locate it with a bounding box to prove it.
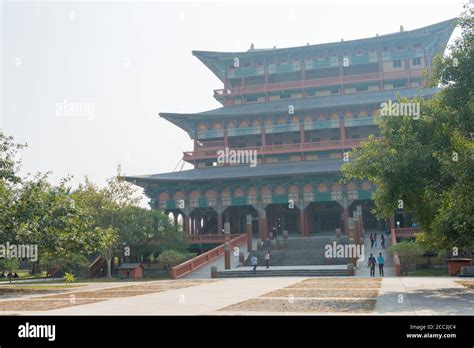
[223,205,258,236]
[308,202,343,234]
[266,204,299,236]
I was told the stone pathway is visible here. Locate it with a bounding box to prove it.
[356,230,396,277]
[0,277,472,315]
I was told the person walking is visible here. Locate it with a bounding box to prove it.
[374,233,378,247]
[271,226,277,241]
[381,234,385,249]
[368,253,377,277]
[369,233,374,248]
[251,254,258,274]
[265,250,270,269]
[377,253,385,277]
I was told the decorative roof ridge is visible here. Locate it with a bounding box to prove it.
[193,18,457,81]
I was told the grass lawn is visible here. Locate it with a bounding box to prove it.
[0,284,84,295]
[0,271,49,282]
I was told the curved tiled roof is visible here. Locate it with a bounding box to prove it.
[193,18,456,81]
[124,158,344,187]
[160,87,440,134]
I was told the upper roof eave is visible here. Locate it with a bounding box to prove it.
[192,18,457,81]
[160,86,440,123]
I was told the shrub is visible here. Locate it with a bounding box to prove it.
[388,241,425,275]
[157,250,196,269]
[64,272,75,284]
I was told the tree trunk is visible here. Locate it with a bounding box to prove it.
[106,250,112,278]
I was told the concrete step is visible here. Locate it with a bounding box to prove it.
[216,269,349,278]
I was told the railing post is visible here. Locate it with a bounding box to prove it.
[224,223,231,270]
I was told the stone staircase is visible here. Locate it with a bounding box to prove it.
[216,266,348,278]
[244,237,352,267]
[215,236,354,278]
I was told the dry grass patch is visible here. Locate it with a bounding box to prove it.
[0,299,101,311]
[42,290,157,299]
[456,281,474,290]
[219,298,376,313]
[286,282,381,289]
[109,280,212,292]
[262,288,379,298]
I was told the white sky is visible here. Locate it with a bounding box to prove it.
[0,0,465,204]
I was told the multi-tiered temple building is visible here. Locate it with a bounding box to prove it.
[125,19,455,240]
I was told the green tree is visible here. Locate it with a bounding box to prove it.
[388,241,425,276]
[342,9,473,254]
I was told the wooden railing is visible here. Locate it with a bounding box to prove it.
[392,227,421,239]
[171,234,247,279]
[187,234,243,245]
[183,138,375,161]
[214,69,425,98]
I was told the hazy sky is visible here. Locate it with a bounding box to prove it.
[1,0,465,203]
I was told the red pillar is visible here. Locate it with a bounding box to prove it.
[304,208,311,236]
[343,207,349,234]
[246,214,253,252]
[299,207,306,237]
[339,118,346,147]
[258,208,267,240]
[217,212,223,234]
[183,213,190,235]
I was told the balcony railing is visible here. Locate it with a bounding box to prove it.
[183,138,376,161]
[214,69,424,99]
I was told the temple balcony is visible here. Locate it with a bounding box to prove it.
[183,137,378,162]
[214,69,424,100]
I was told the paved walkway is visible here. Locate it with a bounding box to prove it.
[1,277,472,315]
[356,230,396,277]
[374,277,474,315]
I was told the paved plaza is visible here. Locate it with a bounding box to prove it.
[0,277,472,316]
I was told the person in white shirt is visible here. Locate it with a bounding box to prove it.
[265,250,271,269]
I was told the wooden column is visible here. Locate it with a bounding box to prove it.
[258,208,267,240]
[299,207,306,237]
[356,205,364,237]
[217,210,223,234]
[246,214,253,252]
[343,207,349,235]
[224,224,231,270]
[183,212,190,235]
[304,207,309,236]
[190,214,195,235]
[173,212,178,229]
[339,117,346,146]
[300,123,305,144]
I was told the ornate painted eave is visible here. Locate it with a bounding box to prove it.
[160,86,440,136]
[123,158,344,188]
[193,18,457,81]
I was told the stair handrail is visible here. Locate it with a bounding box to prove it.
[171,234,247,279]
